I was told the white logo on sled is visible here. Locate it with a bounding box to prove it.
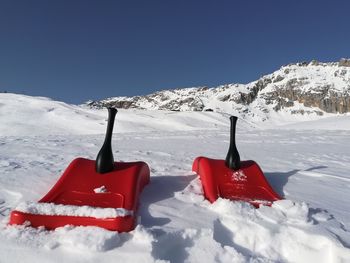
[231,170,247,182]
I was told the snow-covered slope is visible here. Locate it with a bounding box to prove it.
[1,93,350,137]
[0,93,105,135]
[0,93,350,262]
[87,59,350,125]
[0,93,232,136]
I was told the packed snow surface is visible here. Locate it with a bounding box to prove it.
[0,94,350,262]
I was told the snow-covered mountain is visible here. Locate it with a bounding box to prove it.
[87,59,350,123]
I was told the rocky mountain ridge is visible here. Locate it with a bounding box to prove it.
[86,59,350,121]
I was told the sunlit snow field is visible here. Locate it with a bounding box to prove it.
[0,94,349,262]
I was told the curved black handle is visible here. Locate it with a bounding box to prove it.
[95,107,117,174]
[225,116,241,170]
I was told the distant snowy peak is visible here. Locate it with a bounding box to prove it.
[86,59,350,121]
[259,59,350,111]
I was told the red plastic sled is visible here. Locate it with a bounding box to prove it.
[192,116,281,207]
[192,157,281,207]
[10,158,150,231]
[9,108,150,232]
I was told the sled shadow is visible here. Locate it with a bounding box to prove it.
[139,174,197,228]
[265,166,328,198]
[264,170,299,198]
[305,165,328,171]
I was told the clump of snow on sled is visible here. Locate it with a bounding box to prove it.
[15,201,132,219]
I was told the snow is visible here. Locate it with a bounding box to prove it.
[93,185,108,193]
[15,202,132,218]
[0,93,350,262]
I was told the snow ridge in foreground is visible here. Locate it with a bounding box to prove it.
[2,177,349,263]
[175,178,350,262]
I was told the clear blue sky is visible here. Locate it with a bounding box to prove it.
[0,0,349,104]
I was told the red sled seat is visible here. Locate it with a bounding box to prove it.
[192,116,281,207]
[192,157,281,207]
[10,158,150,232]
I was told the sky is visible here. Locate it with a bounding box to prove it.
[0,0,349,104]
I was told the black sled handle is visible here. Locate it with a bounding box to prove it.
[225,116,241,170]
[95,107,117,174]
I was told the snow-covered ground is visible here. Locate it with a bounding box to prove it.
[0,93,350,262]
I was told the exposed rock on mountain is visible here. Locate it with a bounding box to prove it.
[86,59,350,121]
